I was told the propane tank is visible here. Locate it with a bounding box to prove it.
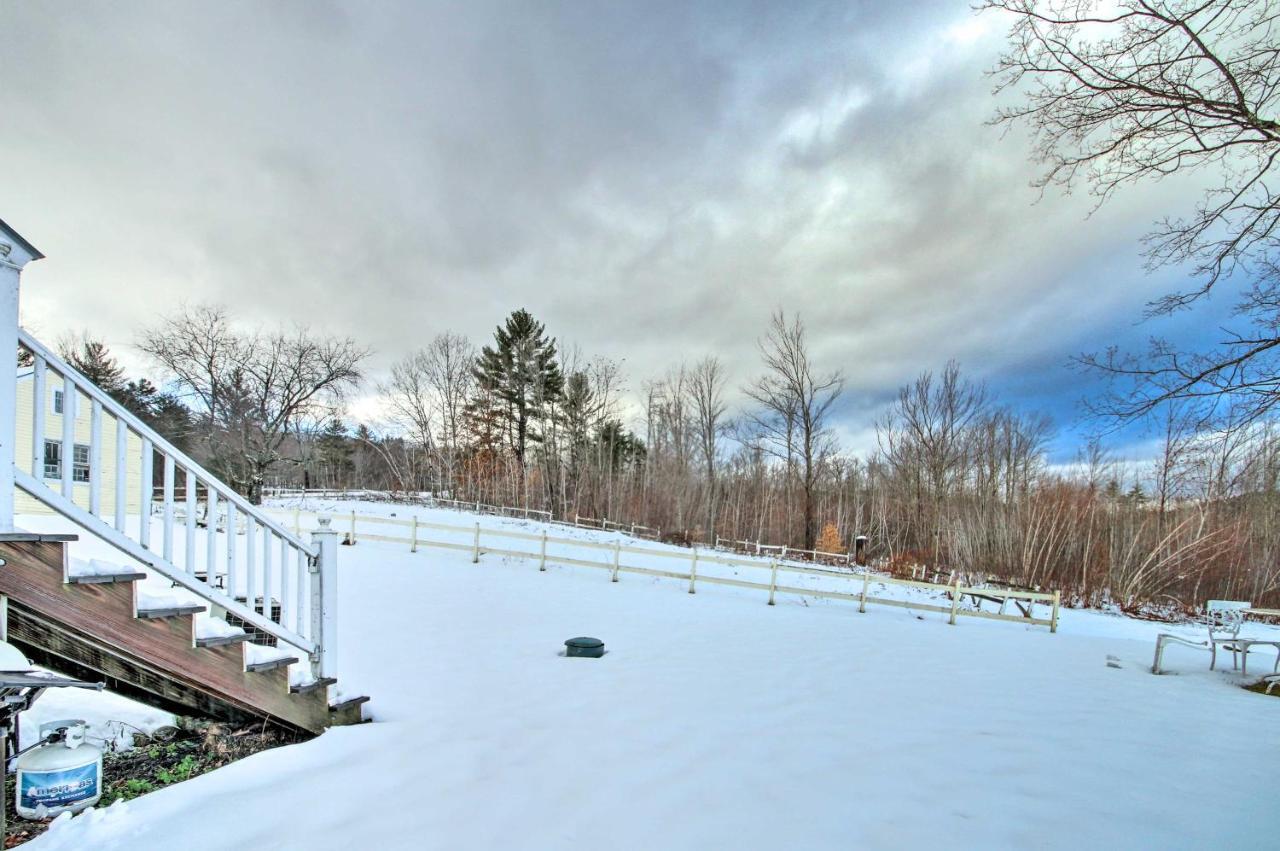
[15,720,102,819]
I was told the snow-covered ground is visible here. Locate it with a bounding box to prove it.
[14,500,1280,850]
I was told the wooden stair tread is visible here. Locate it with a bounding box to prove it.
[329,695,370,711]
[291,677,336,695]
[68,572,147,585]
[246,655,299,673]
[195,633,251,648]
[137,604,207,619]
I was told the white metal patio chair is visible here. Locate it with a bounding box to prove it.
[1207,601,1250,671]
[1204,600,1280,674]
[1208,596,1249,670]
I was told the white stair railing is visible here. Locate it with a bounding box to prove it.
[14,328,336,683]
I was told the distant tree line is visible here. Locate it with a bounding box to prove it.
[47,299,1280,612]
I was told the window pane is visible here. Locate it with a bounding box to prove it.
[53,390,63,414]
[73,444,91,483]
[43,440,61,479]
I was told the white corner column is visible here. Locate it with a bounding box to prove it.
[0,225,42,533]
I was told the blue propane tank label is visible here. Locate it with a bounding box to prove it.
[19,764,99,809]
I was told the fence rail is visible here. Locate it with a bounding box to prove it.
[266,507,1060,633]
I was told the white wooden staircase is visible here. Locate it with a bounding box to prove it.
[0,219,364,735]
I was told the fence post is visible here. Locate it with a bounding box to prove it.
[612,541,621,582]
[472,522,481,564]
[310,517,339,684]
[859,566,869,613]
[539,530,547,571]
[768,559,778,606]
[410,515,418,553]
[293,507,301,536]
[780,545,787,561]
[949,574,961,625]
[1051,590,1060,633]
[688,547,698,594]
[349,510,357,545]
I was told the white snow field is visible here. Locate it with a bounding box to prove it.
[16,500,1280,851]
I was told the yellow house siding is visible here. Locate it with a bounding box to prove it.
[13,376,146,517]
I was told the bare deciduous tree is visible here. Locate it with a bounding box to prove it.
[986,0,1280,419]
[744,311,845,550]
[140,305,368,503]
[687,355,730,539]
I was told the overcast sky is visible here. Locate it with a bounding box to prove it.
[2,1,1225,462]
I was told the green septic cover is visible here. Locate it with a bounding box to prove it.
[565,637,604,649]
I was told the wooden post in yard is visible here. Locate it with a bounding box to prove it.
[294,507,301,536]
[855,535,868,566]
[539,530,547,571]
[688,547,698,594]
[472,522,481,563]
[611,541,620,582]
[949,574,961,625]
[859,567,870,614]
[1051,590,1061,633]
[768,559,778,606]
[410,516,418,553]
[349,510,357,545]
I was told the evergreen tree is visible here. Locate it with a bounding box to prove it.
[60,335,125,393]
[471,309,563,464]
[317,418,355,487]
[598,419,645,470]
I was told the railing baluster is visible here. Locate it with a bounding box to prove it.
[113,419,127,531]
[279,535,290,626]
[30,356,45,480]
[245,519,257,612]
[162,455,175,563]
[185,467,197,575]
[206,488,218,588]
[139,440,153,548]
[60,374,74,499]
[89,399,102,517]
[295,548,306,635]
[226,502,239,600]
[261,528,273,619]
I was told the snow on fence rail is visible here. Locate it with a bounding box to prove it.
[267,507,1061,633]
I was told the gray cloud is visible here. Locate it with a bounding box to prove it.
[1,1,1200,455]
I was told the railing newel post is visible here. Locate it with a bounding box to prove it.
[310,517,339,687]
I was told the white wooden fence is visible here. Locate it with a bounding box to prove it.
[269,507,1061,633]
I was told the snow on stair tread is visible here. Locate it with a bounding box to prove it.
[136,584,206,614]
[68,557,146,582]
[194,611,245,641]
[244,642,297,670]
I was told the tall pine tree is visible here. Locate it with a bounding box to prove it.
[471,310,563,465]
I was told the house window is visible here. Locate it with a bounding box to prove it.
[43,440,61,479]
[73,444,91,483]
[43,440,90,482]
[53,390,64,414]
